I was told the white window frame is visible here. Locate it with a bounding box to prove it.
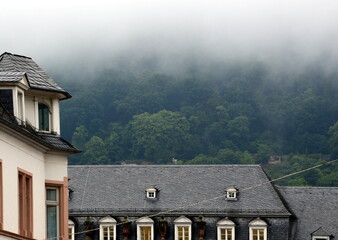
[136,217,154,240]
[225,187,237,199]
[312,237,330,240]
[36,101,51,132]
[16,89,25,124]
[249,218,267,240]
[146,187,156,199]
[217,218,235,240]
[99,216,117,240]
[68,219,75,240]
[46,187,59,240]
[174,216,192,240]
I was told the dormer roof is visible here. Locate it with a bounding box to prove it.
[0,52,71,99]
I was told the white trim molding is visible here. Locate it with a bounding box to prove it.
[312,236,330,240]
[217,218,235,240]
[68,219,75,240]
[136,217,154,240]
[174,216,192,240]
[225,187,238,200]
[99,216,117,240]
[145,187,157,199]
[249,218,268,240]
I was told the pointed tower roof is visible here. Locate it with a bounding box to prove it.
[0,52,71,99]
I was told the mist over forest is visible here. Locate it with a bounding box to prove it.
[2,0,338,186]
[54,56,338,187]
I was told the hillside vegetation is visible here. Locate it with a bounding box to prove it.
[57,62,338,186]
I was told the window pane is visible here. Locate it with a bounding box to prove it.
[0,89,14,115]
[39,103,49,131]
[253,229,258,240]
[47,206,57,239]
[141,226,151,240]
[227,229,232,240]
[46,189,57,201]
[259,229,264,240]
[68,227,73,240]
[109,226,114,240]
[220,228,226,240]
[177,226,189,240]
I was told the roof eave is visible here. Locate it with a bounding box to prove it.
[0,117,79,154]
[29,86,72,99]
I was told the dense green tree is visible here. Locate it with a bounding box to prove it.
[71,125,89,150]
[328,121,338,159]
[130,110,190,163]
[82,136,109,164]
[227,116,250,150]
[255,144,274,164]
[186,154,219,165]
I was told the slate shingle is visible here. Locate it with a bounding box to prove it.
[0,72,26,82]
[0,52,70,98]
[277,186,338,240]
[68,165,291,216]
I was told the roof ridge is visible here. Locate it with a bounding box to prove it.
[68,164,261,168]
[0,52,32,59]
[277,185,338,189]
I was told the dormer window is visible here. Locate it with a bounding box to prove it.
[0,89,14,115]
[38,103,50,131]
[249,218,267,240]
[146,187,157,199]
[311,227,331,240]
[226,187,238,200]
[136,217,154,240]
[217,218,235,240]
[99,216,117,240]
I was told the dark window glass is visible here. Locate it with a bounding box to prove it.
[38,103,49,131]
[0,90,13,115]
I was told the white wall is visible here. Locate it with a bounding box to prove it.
[0,127,68,239]
[45,153,68,182]
[24,95,36,127]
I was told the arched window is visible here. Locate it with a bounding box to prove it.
[38,103,50,131]
[68,220,75,240]
[99,216,117,240]
[217,218,235,240]
[136,217,154,240]
[249,218,267,240]
[174,216,192,240]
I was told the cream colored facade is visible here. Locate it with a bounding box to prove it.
[0,77,62,135]
[0,52,78,240]
[1,126,68,239]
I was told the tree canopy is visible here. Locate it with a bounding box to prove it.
[57,61,338,186]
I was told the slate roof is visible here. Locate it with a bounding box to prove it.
[277,186,338,239]
[0,72,27,83]
[0,103,79,154]
[68,165,291,216]
[0,52,70,98]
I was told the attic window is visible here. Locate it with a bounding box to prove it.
[38,103,50,131]
[225,187,237,199]
[0,89,14,115]
[146,187,157,199]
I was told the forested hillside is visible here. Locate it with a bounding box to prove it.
[57,61,338,186]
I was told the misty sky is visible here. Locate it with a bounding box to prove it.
[1,0,338,75]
